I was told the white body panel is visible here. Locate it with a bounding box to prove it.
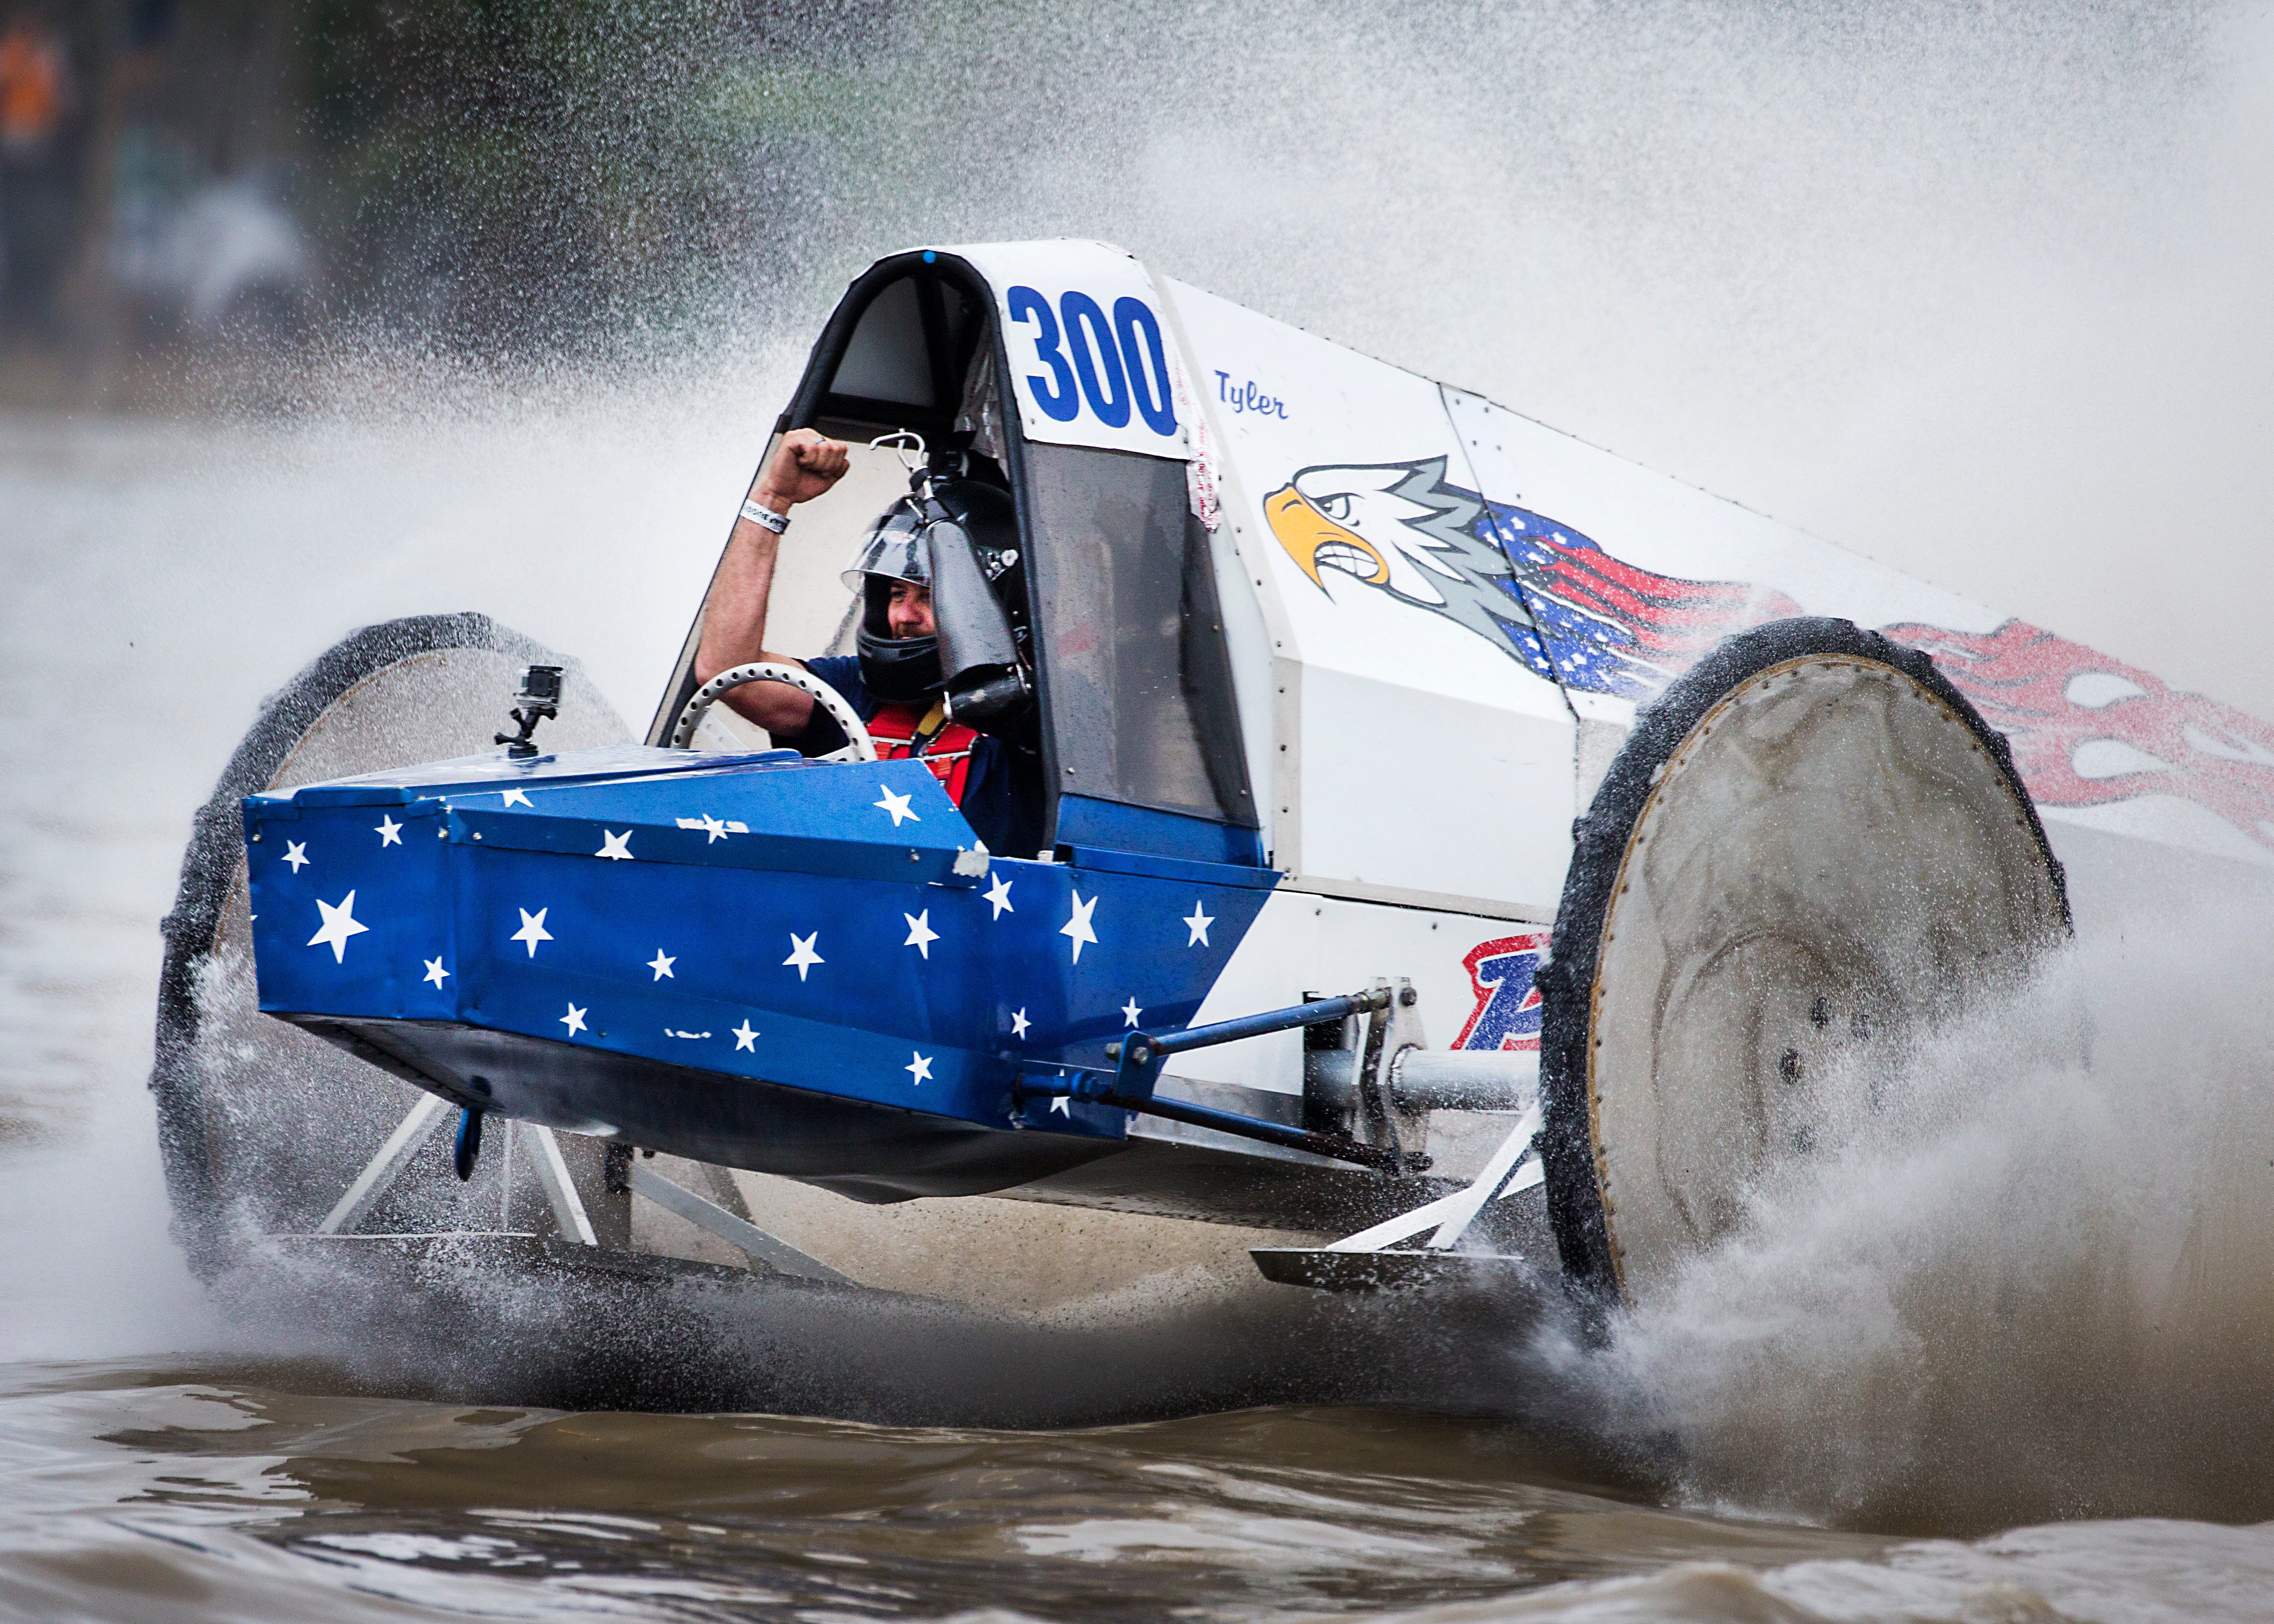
[1178,890,1549,1100]
[1444,387,2274,867]
[842,243,2274,1081]
[946,241,1192,460]
[1162,278,1577,912]
[1445,389,2002,638]
[1160,253,2274,882]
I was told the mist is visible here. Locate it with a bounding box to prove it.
[6,0,2274,1538]
[711,0,2274,715]
[1576,888,2274,1532]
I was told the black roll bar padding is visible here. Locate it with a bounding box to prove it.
[780,250,994,438]
[930,514,1024,700]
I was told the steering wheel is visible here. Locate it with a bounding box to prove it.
[669,661,878,762]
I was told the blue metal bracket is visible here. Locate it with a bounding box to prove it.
[1017,987,1423,1175]
[1099,987,1391,1099]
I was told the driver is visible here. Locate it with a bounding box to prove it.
[693,428,1045,859]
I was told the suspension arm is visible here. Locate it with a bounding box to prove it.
[1019,986,1422,1175]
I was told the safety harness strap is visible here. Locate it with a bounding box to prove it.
[868,699,979,804]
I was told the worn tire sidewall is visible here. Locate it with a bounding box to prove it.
[1534,616,2070,1307]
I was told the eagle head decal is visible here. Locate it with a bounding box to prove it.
[1262,454,1806,700]
[1264,458,1538,653]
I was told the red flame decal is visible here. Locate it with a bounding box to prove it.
[1884,619,2274,850]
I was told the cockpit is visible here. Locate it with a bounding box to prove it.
[649,248,1260,868]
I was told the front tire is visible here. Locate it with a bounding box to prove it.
[151,615,632,1278]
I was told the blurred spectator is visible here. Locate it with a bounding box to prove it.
[0,2,74,333]
[0,6,66,160]
[111,159,313,343]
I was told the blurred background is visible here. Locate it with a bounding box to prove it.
[7,9,2274,1590]
[0,0,916,407]
[3,1,2268,733]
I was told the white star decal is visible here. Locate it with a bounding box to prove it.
[560,1002,588,1037]
[595,829,634,860]
[1122,996,1144,1028]
[732,1020,758,1051]
[307,891,369,963]
[1183,902,1214,947]
[984,873,1014,919]
[501,787,533,808]
[374,815,403,847]
[512,906,552,957]
[784,932,823,980]
[907,1051,933,1085]
[904,910,939,958]
[1061,891,1098,964]
[423,957,449,987]
[875,784,920,826]
[282,840,310,873]
[676,815,748,837]
[647,949,676,980]
[1010,1007,1031,1039]
[1049,1094,1071,1116]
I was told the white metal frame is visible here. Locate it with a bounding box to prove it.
[624,1163,848,1283]
[316,1093,451,1236]
[309,1092,852,1282]
[315,1100,597,1245]
[1323,1106,1543,1256]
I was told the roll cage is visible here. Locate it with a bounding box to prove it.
[650,250,1258,867]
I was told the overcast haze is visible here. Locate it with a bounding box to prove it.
[7,1,2270,722]
[874,2,2272,717]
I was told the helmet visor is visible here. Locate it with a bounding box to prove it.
[841,510,932,592]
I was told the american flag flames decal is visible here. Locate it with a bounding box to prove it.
[1269,457,2274,856]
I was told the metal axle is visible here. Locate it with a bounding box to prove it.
[1024,987,1423,1175]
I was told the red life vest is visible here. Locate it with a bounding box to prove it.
[867,699,979,804]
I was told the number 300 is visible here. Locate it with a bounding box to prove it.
[1006,285,1178,439]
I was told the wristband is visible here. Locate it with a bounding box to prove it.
[740,499,789,534]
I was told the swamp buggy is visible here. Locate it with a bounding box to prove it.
[151,241,2270,1316]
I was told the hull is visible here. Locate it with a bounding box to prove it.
[243,740,1295,1209]
[300,1014,1121,1203]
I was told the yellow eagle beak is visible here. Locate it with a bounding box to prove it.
[1264,484,1391,590]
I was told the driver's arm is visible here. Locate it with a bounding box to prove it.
[694,429,851,733]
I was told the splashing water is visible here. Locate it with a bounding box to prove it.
[9,3,2274,1618]
[1584,882,2274,1532]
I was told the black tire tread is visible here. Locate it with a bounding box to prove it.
[1533,617,2071,1302]
[149,614,562,1270]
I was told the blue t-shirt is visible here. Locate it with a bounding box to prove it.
[791,656,1046,860]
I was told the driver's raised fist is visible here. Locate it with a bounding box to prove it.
[752,429,851,514]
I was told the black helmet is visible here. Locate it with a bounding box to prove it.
[848,458,1021,704]
[847,501,942,702]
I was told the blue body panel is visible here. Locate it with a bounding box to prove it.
[244,746,1273,1168]
[1054,794,1266,867]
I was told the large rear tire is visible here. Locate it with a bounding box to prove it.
[151,615,634,1279]
[1536,618,2070,1307]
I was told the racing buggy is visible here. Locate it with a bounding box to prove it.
[159,240,2252,1316]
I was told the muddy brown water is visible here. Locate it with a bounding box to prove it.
[8,415,2274,1623]
[0,1361,1865,1622]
